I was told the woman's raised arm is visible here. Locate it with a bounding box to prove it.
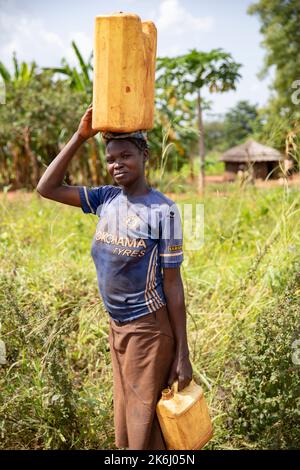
[36,104,99,207]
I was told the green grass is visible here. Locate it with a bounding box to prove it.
[149,154,225,194]
[0,180,299,449]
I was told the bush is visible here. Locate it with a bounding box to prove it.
[227,269,300,449]
[0,269,114,449]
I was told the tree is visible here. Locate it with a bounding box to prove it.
[248,0,300,116]
[248,0,300,169]
[156,49,242,195]
[0,52,37,86]
[151,79,199,181]
[204,119,225,153]
[0,71,107,190]
[223,100,262,149]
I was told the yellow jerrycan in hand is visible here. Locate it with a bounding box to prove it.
[156,378,213,450]
[92,12,157,132]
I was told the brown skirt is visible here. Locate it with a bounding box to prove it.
[108,305,176,450]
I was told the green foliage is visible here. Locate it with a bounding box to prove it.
[248,0,300,157]
[204,152,225,175]
[0,71,107,189]
[223,100,263,149]
[157,49,242,94]
[204,120,225,152]
[156,48,242,169]
[227,270,300,449]
[148,110,198,174]
[0,269,114,449]
[0,52,37,85]
[0,197,115,449]
[0,183,299,449]
[0,273,79,448]
[0,46,245,186]
[204,101,263,153]
[248,0,300,117]
[43,41,93,94]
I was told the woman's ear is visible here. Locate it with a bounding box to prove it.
[143,148,149,164]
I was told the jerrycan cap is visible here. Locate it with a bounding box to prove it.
[161,380,179,400]
[161,387,174,400]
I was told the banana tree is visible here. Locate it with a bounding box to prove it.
[44,41,93,95]
[0,52,37,85]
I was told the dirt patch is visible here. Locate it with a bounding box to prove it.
[205,173,300,188]
[1,175,299,203]
[0,190,36,201]
[165,174,300,198]
[255,174,300,188]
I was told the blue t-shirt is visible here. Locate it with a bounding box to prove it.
[78,185,183,322]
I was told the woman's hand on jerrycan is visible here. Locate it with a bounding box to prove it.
[167,352,193,392]
[76,103,99,141]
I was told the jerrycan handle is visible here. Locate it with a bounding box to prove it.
[171,380,179,394]
[172,378,195,394]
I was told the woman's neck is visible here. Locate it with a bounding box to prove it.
[121,178,150,197]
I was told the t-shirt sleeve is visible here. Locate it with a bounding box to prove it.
[78,185,111,215]
[158,202,184,268]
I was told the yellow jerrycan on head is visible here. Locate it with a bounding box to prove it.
[92,12,157,133]
[156,378,213,450]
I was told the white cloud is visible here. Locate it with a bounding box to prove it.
[0,5,92,69]
[0,0,214,68]
[64,31,93,65]
[0,10,63,67]
[156,0,214,34]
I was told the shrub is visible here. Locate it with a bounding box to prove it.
[227,269,300,449]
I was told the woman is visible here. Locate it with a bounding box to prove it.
[36,104,193,450]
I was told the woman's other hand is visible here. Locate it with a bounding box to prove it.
[76,104,99,141]
[167,353,193,392]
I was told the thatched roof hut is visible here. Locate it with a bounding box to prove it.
[219,139,285,180]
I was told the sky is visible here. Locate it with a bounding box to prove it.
[0,0,273,119]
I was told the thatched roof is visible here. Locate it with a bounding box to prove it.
[219,139,284,162]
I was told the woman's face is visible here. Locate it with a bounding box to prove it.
[105,140,148,187]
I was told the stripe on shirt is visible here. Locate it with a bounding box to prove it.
[145,246,158,312]
[145,246,164,312]
[150,247,164,306]
[160,252,183,257]
[148,248,161,311]
[83,186,95,214]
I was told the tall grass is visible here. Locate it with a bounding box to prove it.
[0,180,299,449]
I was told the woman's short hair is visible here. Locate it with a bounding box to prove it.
[109,137,148,152]
[102,130,149,153]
